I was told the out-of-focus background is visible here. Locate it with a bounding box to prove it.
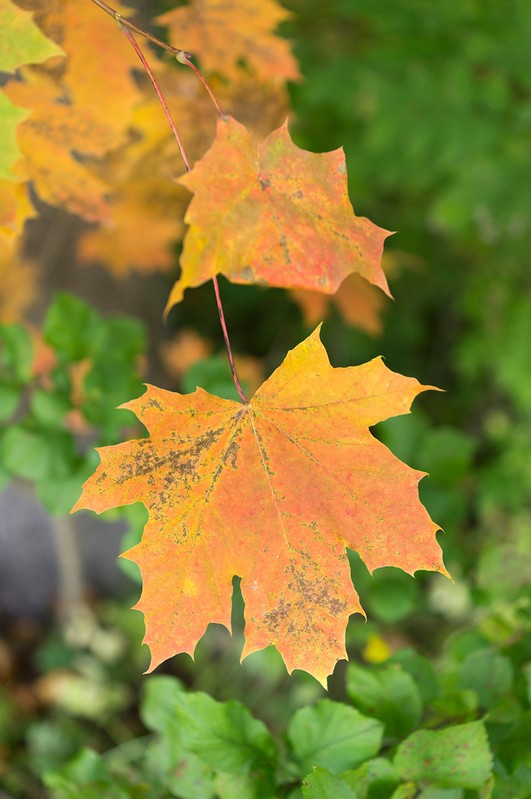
[1,1,530,796]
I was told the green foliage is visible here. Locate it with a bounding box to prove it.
[394,722,492,790]
[287,699,383,775]
[21,609,528,799]
[2,2,531,798]
[346,663,422,739]
[0,291,145,513]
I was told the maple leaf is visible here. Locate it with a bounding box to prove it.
[158,0,299,86]
[78,178,188,276]
[291,274,389,337]
[0,0,63,73]
[23,0,141,148]
[73,328,446,685]
[166,117,392,314]
[4,74,115,221]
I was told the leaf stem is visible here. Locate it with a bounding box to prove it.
[179,54,225,118]
[118,22,191,171]
[212,276,248,404]
[115,22,247,404]
[90,0,190,59]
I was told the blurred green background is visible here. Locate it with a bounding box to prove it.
[1,1,530,796]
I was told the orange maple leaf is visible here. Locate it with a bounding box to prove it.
[165,117,392,314]
[73,328,446,685]
[158,0,299,85]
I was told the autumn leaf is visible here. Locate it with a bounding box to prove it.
[291,274,389,337]
[4,74,115,221]
[78,178,188,276]
[166,117,392,314]
[24,0,141,148]
[0,0,63,73]
[73,327,446,685]
[158,0,299,85]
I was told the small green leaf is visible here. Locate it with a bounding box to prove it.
[459,648,513,709]
[288,699,383,776]
[0,322,33,380]
[495,711,531,771]
[0,380,20,421]
[341,757,398,799]
[389,785,417,799]
[31,389,71,426]
[44,293,101,362]
[346,663,423,739]
[390,648,439,704]
[302,767,358,799]
[0,425,75,481]
[394,721,492,789]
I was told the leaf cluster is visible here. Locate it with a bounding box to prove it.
[37,622,531,799]
[0,292,145,514]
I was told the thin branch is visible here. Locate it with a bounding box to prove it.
[180,54,225,118]
[213,276,248,403]
[90,0,191,59]
[115,23,247,403]
[118,22,191,171]
[90,0,225,118]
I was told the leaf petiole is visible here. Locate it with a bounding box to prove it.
[112,17,247,403]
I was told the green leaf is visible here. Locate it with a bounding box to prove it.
[31,389,72,426]
[459,648,513,709]
[0,0,63,72]
[0,380,20,421]
[142,677,277,782]
[390,648,439,704]
[346,663,423,739]
[0,322,33,380]
[94,315,145,360]
[0,91,28,179]
[0,425,75,482]
[394,721,492,789]
[389,785,416,799]
[302,767,358,799]
[495,711,531,771]
[144,737,214,799]
[341,758,398,799]
[288,699,383,776]
[38,458,93,515]
[44,293,101,362]
[214,770,273,799]
[141,675,186,735]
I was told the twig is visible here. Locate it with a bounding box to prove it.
[90,0,190,59]
[114,22,247,403]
